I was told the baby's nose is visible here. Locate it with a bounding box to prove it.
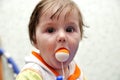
[59,38,65,42]
[57,31,67,43]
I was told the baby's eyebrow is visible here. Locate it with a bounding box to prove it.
[42,20,56,26]
[65,21,78,25]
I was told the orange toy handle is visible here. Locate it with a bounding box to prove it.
[0,56,3,80]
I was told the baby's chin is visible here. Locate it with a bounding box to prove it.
[52,61,70,70]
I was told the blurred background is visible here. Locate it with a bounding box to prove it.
[0,0,120,80]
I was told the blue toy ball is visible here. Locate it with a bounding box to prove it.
[56,75,64,80]
[0,48,4,56]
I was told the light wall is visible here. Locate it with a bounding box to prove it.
[0,0,120,80]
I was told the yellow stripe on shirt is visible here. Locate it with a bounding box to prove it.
[16,69,42,80]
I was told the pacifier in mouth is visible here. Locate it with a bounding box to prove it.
[55,48,69,62]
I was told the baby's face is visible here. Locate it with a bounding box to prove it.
[34,8,81,69]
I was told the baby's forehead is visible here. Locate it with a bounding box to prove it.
[38,9,79,27]
[41,5,79,21]
[40,11,78,25]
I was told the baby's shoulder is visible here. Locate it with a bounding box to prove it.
[16,68,42,80]
[16,63,43,80]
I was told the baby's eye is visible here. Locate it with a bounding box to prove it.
[66,26,74,32]
[46,27,55,33]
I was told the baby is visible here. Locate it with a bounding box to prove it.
[16,0,86,80]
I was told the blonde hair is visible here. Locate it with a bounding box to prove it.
[28,0,84,44]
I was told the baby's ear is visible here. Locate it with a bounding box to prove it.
[33,41,39,50]
[33,43,38,49]
[32,36,39,49]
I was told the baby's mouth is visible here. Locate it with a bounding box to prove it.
[55,48,69,62]
[55,47,69,52]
